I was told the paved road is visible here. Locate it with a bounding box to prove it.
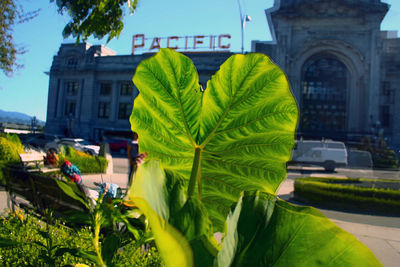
[288,165,400,180]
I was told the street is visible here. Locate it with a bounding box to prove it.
[113,153,400,180]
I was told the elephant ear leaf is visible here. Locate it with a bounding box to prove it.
[131,49,298,231]
[218,192,382,267]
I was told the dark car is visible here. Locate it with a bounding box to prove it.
[106,138,128,154]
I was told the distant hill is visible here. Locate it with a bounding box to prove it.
[0,109,45,126]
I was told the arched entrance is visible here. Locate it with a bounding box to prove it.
[300,56,348,139]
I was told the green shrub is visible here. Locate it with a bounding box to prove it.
[358,136,399,169]
[294,177,400,214]
[0,209,93,266]
[58,146,108,174]
[0,134,24,163]
[0,209,162,266]
[0,161,6,186]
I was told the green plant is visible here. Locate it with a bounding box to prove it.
[0,208,94,266]
[0,133,24,162]
[128,49,382,266]
[0,208,162,266]
[55,179,151,266]
[359,135,399,169]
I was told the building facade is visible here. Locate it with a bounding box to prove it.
[252,0,400,149]
[46,0,400,150]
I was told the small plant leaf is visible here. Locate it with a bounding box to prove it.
[55,179,90,210]
[131,160,219,266]
[130,160,195,267]
[54,248,99,264]
[102,233,120,265]
[218,191,383,266]
[62,210,92,225]
[133,197,194,267]
[0,237,24,247]
[131,48,298,230]
[37,229,50,240]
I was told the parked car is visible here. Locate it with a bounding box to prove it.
[23,134,63,150]
[46,138,100,156]
[105,138,128,154]
[348,149,373,169]
[290,139,348,171]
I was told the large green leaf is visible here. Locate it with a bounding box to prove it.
[217,192,382,267]
[130,48,298,230]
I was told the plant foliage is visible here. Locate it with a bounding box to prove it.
[0,0,39,76]
[130,48,298,230]
[128,49,382,266]
[52,0,138,43]
[0,133,24,162]
[0,208,162,266]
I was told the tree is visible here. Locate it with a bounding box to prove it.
[0,0,39,76]
[0,0,138,76]
[52,0,138,42]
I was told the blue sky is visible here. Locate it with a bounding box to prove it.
[0,0,399,121]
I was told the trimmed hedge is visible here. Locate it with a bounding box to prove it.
[294,177,400,215]
[58,146,108,174]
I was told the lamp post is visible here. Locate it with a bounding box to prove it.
[237,0,251,54]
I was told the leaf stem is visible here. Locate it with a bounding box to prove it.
[93,208,105,266]
[188,147,202,198]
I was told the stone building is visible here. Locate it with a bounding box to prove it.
[46,0,400,150]
[252,0,400,150]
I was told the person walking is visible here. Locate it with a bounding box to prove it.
[127,132,139,186]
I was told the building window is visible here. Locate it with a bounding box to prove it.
[301,57,347,136]
[67,57,78,66]
[98,102,110,119]
[120,83,133,95]
[380,105,391,128]
[382,81,391,96]
[100,83,112,95]
[66,81,78,96]
[118,103,132,119]
[65,100,76,116]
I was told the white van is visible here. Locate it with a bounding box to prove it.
[291,139,348,171]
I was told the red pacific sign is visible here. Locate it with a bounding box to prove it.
[132,34,231,55]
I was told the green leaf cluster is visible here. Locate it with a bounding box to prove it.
[128,49,382,266]
[55,178,152,266]
[52,0,138,43]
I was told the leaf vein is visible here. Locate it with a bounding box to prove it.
[215,110,296,136]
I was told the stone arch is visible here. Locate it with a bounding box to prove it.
[291,40,366,137]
